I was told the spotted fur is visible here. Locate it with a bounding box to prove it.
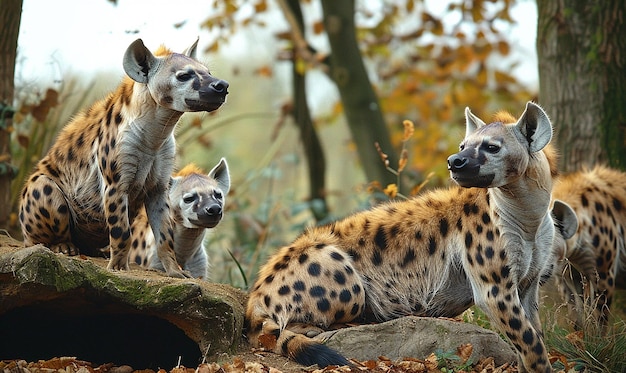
[245,102,577,373]
[128,158,231,279]
[552,166,626,328]
[19,39,229,277]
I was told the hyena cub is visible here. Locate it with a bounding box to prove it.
[551,166,626,328]
[19,39,228,277]
[129,158,231,279]
[245,102,577,373]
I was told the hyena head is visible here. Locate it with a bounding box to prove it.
[545,199,579,280]
[171,158,231,229]
[447,101,553,188]
[123,38,229,113]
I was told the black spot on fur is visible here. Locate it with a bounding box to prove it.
[339,289,352,303]
[330,251,344,261]
[523,329,534,345]
[439,218,449,237]
[372,250,383,266]
[308,262,321,276]
[374,226,386,250]
[464,232,473,249]
[401,248,416,267]
[316,298,330,312]
[309,286,326,297]
[333,270,346,285]
[298,253,308,264]
[293,281,305,291]
[110,226,123,239]
[509,317,522,330]
[428,237,437,255]
[278,285,290,295]
[481,212,491,224]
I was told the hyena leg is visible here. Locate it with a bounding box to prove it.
[467,267,551,372]
[145,195,187,278]
[19,175,78,255]
[519,279,543,336]
[105,192,132,271]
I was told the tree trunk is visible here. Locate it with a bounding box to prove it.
[320,0,397,186]
[285,0,329,222]
[537,0,626,172]
[0,0,23,231]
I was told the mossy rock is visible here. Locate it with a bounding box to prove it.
[0,233,247,370]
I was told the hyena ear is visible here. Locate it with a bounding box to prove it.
[182,37,199,59]
[208,157,230,195]
[552,199,578,240]
[169,176,182,191]
[464,107,487,137]
[515,101,553,153]
[123,39,159,84]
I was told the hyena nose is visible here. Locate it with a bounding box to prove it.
[205,203,223,216]
[447,154,468,171]
[209,80,229,94]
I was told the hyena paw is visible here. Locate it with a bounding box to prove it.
[50,243,80,256]
[107,256,130,271]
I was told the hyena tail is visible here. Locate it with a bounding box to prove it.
[246,315,350,367]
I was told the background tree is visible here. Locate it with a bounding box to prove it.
[537,1,626,172]
[320,0,397,187]
[0,0,23,233]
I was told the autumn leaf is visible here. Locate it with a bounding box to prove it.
[255,65,273,77]
[258,333,277,350]
[313,21,324,35]
[383,184,398,198]
[402,119,415,142]
[456,343,473,363]
[398,149,409,172]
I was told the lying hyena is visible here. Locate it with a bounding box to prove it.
[552,166,626,328]
[128,158,231,279]
[245,102,577,372]
[19,39,228,277]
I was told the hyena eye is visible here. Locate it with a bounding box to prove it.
[459,143,465,151]
[182,193,196,204]
[214,191,223,199]
[176,72,193,82]
[485,144,501,153]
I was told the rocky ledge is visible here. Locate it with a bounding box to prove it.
[0,232,517,371]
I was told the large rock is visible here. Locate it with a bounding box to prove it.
[0,233,246,370]
[319,315,517,366]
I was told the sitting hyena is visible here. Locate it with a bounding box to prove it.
[128,158,231,279]
[19,38,228,277]
[551,166,626,328]
[245,102,578,372]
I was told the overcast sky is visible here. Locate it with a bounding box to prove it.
[16,0,539,90]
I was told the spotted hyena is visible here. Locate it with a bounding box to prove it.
[551,166,626,328]
[245,102,578,372]
[128,158,230,279]
[19,39,228,277]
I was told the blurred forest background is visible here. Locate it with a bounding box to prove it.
[1,0,624,289]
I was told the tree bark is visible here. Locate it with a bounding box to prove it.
[0,0,23,231]
[320,0,397,186]
[284,0,329,221]
[537,0,626,172]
